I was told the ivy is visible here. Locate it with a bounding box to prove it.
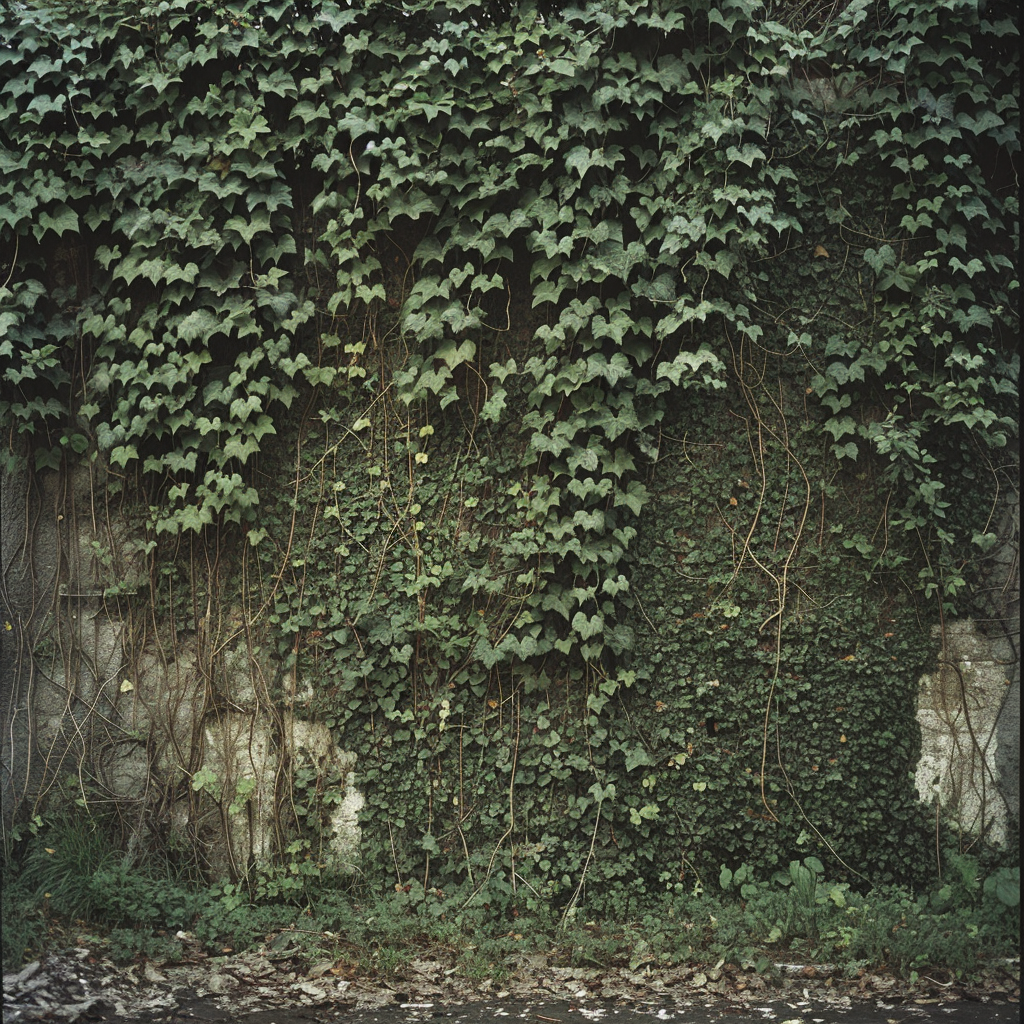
[1,0,1017,893]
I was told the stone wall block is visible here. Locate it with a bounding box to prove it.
[915,619,1016,843]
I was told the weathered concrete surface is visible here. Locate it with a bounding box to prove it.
[1,460,364,878]
[914,487,1021,844]
[915,620,1016,843]
[1,460,64,837]
[988,501,1020,832]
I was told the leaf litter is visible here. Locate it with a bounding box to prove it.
[2,931,1018,1024]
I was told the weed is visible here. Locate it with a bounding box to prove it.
[1,810,1017,985]
[194,900,300,951]
[13,813,119,922]
[90,864,210,931]
[0,873,49,970]
[106,928,183,965]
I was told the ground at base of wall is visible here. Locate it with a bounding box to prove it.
[2,939,1019,1024]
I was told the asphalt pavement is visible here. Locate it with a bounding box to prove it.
[151,995,1020,1024]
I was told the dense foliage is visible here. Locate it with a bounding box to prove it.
[0,0,1017,896]
[2,809,1020,977]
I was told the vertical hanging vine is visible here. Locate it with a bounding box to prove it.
[1,0,1017,890]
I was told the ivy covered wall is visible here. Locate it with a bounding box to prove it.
[0,0,1018,896]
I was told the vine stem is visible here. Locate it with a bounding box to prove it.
[559,794,603,931]
[724,329,869,881]
[460,683,520,910]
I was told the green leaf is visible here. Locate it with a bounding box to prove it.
[624,747,655,771]
[655,345,723,385]
[435,340,475,369]
[564,146,593,179]
[110,445,138,467]
[36,207,79,238]
[177,309,220,343]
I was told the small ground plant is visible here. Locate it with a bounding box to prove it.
[2,809,1018,982]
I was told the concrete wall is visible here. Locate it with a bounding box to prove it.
[915,619,1016,843]
[914,495,1020,844]
[2,461,64,837]
[989,500,1021,833]
[3,458,1019,873]
[1,460,363,878]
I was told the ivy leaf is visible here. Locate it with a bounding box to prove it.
[318,3,358,31]
[36,207,79,237]
[601,448,636,478]
[586,352,631,385]
[388,191,438,220]
[224,210,271,244]
[725,143,765,167]
[176,504,214,534]
[655,345,723,385]
[222,434,261,463]
[478,388,506,423]
[564,146,593,179]
[177,309,221,343]
[27,93,66,116]
[864,245,895,273]
[571,611,604,639]
[110,445,137,467]
[614,481,648,516]
[435,340,475,369]
[532,278,568,307]
[624,747,655,772]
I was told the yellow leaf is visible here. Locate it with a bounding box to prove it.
[3,621,11,631]
[414,452,428,464]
